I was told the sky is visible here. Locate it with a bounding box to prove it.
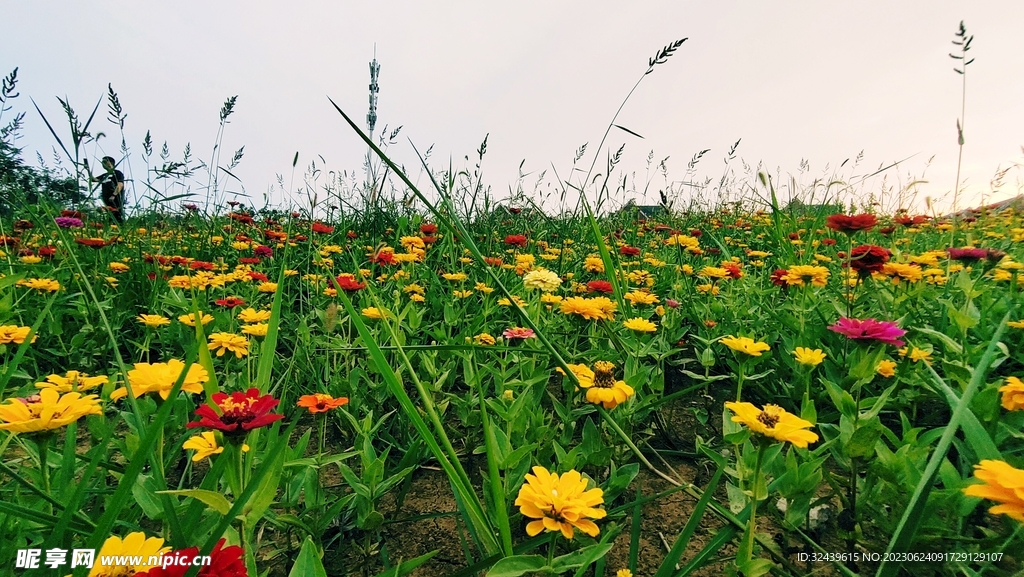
[3,1,1024,216]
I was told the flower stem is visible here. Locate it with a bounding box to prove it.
[741,441,768,566]
[36,435,51,515]
[547,531,558,566]
[735,362,746,402]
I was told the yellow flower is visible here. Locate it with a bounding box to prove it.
[20,255,42,264]
[907,347,933,364]
[403,283,425,295]
[724,402,819,448]
[178,311,214,327]
[616,571,633,577]
[17,278,61,292]
[237,307,272,323]
[361,307,385,320]
[183,431,224,462]
[473,333,496,346]
[695,283,719,295]
[514,466,607,539]
[623,317,657,333]
[999,376,1024,411]
[0,389,102,433]
[35,371,108,393]
[721,335,770,357]
[540,293,563,305]
[783,265,830,287]
[556,363,595,388]
[409,293,425,302]
[0,325,37,344]
[85,531,171,575]
[962,460,1024,522]
[442,272,468,282]
[578,361,634,409]
[137,314,171,328]
[560,296,615,321]
[108,262,130,273]
[876,359,897,378]
[207,332,250,358]
[453,290,474,299]
[112,360,209,401]
[699,266,729,279]
[1009,320,1024,329]
[241,323,269,337]
[623,290,659,306]
[258,282,278,293]
[522,268,562,292]
[793,347,826,367]
[583,256,605,273]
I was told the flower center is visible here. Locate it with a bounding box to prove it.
[757,410,780,429]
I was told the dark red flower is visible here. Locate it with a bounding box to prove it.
[234,234,251,242]
[216,297,247,308]
[292,234,308,242]
[619,246,641,256]
[189,261,216,271]
[37,246,56,258]
[290,211,301,218]
[371,251,396,265]
[420,223,438,235]
[247,271,269,282]
[484,257,503,267]
[263,230,287,242]
[253,245,273,258]
[147,272,158,281]
[187,388,284,436]
[689,229,703,237]
[788,232,800,240]
[821,238,837,247]
[421,235,438,245]
[182,203,199,212]
[947,247,988,262]
[653,224,672,232]
[878,226,896,235]
[826,213,877,234]
[504,234,528,247]
[508,207,522,215]
[722,262,743,279]
[848,244,891,275]
[706,248,722,256]
[346,230,358,239]
[238,257,261,265]
[587,280,614,294]
[13,220,33,231]
[61,210,85,219]
[770,269,791,288]
[0,236,18,248]
[334,275,366,291]
[133,539,247,577]
[170,256,190,266]
[312,222,334,234]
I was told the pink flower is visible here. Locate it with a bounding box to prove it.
[502,327,536,340]
[828,317,906,347]
[665,298,680,309]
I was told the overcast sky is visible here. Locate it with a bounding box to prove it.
[4,1,1023,215]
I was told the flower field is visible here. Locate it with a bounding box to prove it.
[1,181,1023,576]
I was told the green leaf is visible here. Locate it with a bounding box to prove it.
[550,543,613,571]
[486,555,548,577]
[374,551,440,577]
[288,536,327,577]
[158,489,233,516]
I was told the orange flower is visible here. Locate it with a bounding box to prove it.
[296,393,349,413]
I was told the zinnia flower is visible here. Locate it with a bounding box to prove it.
[473,333,496,346]
[962,460,1024,522]
[576,360,634,409]
[724,402,819,448]
[137,314,171,328]
[182,431,224,462]
[828,317,906,347]
[783,265,830,287]
[947,247,988,262]
[35,370,107,393]
[793,347,826,367]
[503,327,536,340]
[215,296,247,308]
[208,333,250,358]
[720,335,770,357]
[0,325,36,345]
[514,466,607,539]
[112,359,209,401]
[623,317,657,333]
[362,307,386,320]
[999,376,1024,411]
[826,213,877,234]
[241,323,269,337]
[586,280,614,294]
[876,359,898,378]
[848,245,891,275]
[523,268,562,292]
[85,531,171,575]
[0,389,102,433]
[178,311,214,326]
[297,393,349,413]
[187,388,284,436]
[133,538,247,577]
[504,234,528,247]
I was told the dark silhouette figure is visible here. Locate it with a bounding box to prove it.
[94,156,125,223]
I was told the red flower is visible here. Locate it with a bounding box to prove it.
[878,226,896,235]
[61,210,85,219]
[334,275,366,291]
[187,388,284,436]
[587,280,614,294]
[227,212,254,224]
[296,393,349,414]
[253,245,273,258]
[171,256,190,266]
[420,223,438,235]
[848,244,891,275]
[788,232,800,240]
[234,234,252,242]
[238,257,261,265]
[189,261,216,271]
[484,257,504,267]
[947,247,988,262]
[37,246,56,258]
[0,236,18,248]
[770,269,791,288]
[689,229,702,237]
[371,251,396,265]
[133,539,246,577]
[821,238,837,246]
[290,211,301,218]
[247,271,269,282]
[312,222,334,234]
[347,230,358,239]
[508,207,522,215]
[619,246,641,256]
[826,213,877,234]
[216,297,247,308]
[75,237,109,248]
[292,234,308,242]
[421,235,438,245]
[263,230,287,241]
[722,262,743,279]
[504,234,528,247]
[13,220,34,231]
